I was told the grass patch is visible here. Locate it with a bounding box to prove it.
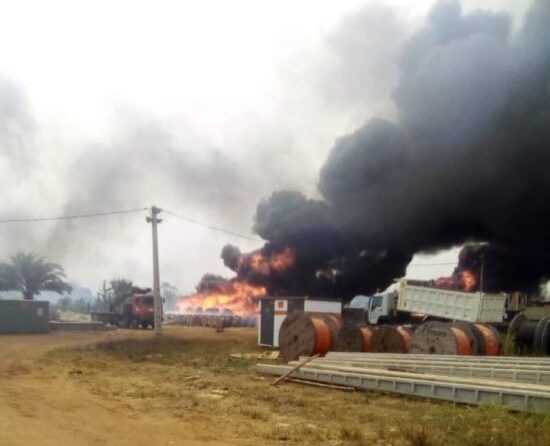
[339,425,366,445]
[39,328,550,446]
[400,426,432,446]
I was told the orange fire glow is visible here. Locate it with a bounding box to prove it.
[178,280,267,316]
[178,247,296,316]
[460,270,476,291]
[246,247,296,275]
[435,269,477,291]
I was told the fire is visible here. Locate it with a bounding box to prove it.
[461,270,476,291]
[435,269,477,291]
[178,246,296,317]
[178,280,267,316]
[244,247,296,275]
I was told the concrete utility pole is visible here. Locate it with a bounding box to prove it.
[146,206,163,335]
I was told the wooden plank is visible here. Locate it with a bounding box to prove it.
[286,377,354,391]
[271,354,320,386]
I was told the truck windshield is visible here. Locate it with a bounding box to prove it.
[137,297,154,306]
[371,295,383,309]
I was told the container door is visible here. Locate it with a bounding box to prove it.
[260,300,275,345]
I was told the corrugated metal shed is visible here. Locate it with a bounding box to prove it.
[0,300,50,334]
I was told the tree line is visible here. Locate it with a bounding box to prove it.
[0,251,181,312]
[0,251,71,300]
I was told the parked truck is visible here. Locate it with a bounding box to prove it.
[278,278,510,358]
[352,278,507,325]
[91,287,156,328]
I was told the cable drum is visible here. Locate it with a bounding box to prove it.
[335,323,376,352]
[360,326,376,352]
[278,311,342,362]
[452,321,483,355]
[370,325,412,353]
[410,321,473,355]
[508,313,550,355]
[473,323,502,356]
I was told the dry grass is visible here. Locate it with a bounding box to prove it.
[3,327,550,446]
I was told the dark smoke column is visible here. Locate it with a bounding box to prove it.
[246,0,550,297]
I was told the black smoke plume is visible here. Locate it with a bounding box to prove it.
[452,244,550,295]
[221,0,550,299]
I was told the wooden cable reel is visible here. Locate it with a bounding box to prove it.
[278,311,342,362]
[473,323,502,356]
[509,313,550,355]
[370,325,412,353]
[335,323,376,352]
[451,321,483,355]
[410,321,472,355]
[450,321,501,356]
[360,326,376,352]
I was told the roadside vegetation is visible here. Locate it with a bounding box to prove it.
[0,251,71,300]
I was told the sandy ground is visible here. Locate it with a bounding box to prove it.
[1,326,549,446]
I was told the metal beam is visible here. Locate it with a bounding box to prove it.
[310,356,550,371]
[293,359,550,386]
[257,363,550,413]
[325,352,550,365]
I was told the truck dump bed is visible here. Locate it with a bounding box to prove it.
[396,279,506,323]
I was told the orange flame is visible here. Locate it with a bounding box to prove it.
[460,270,476,291]
[179,247,296,316]
[435,269,477,292]
[178,281,267,316]
[246,247,296,275]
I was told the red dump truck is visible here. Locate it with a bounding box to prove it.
[91,287,156,328]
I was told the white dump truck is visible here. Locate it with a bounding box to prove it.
[363,278,507,325]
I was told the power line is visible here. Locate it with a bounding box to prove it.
[0,206,264,243]
[163,209,263,242]
[0,206,469,259]
[0,207,148,223]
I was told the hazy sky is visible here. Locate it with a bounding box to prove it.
[0,0,531,294]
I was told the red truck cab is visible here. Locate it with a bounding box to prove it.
[133,293,155,323]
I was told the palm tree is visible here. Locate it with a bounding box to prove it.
[0,251,72,300]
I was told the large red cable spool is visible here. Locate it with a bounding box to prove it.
[397,326,413,352]
[278,311,342,361]
[311,317,332,355]
[335,323,376,352]
[360,326,376,352]
[370,325,412,353]
[473,323,502,356]
[410,321,473,355]
[452,321,483,355]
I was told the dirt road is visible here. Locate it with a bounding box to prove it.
[1,327,548,446]
[0,328,247,446]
